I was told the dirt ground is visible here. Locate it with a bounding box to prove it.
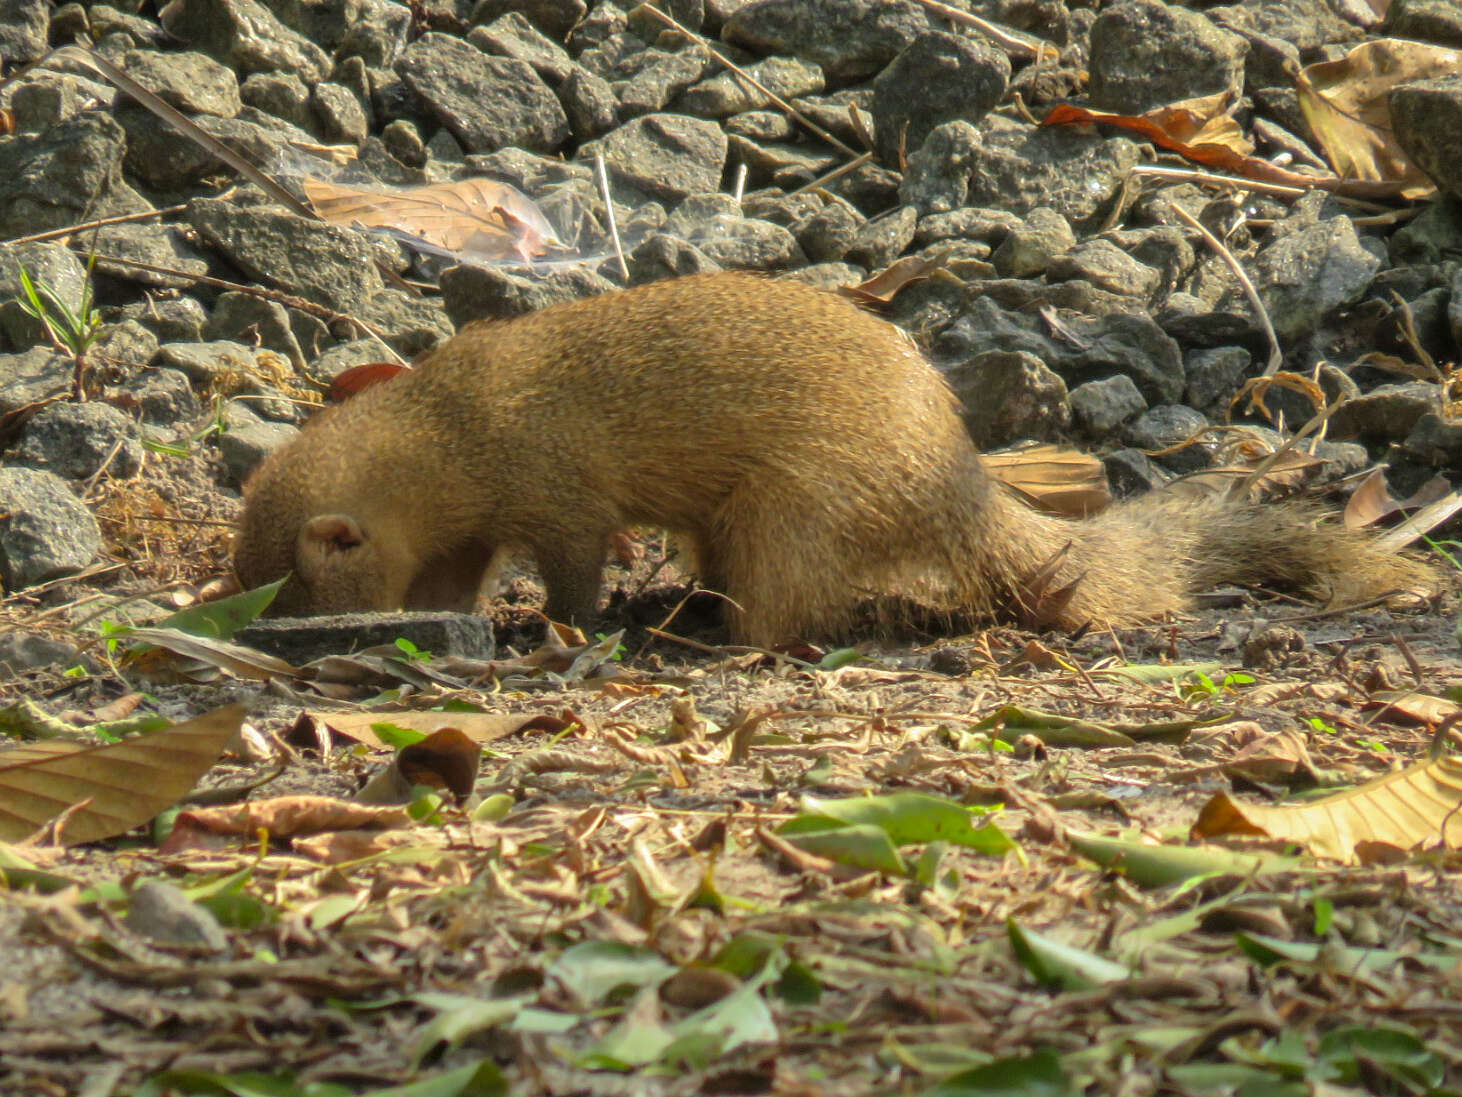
[3,507,1462,1095]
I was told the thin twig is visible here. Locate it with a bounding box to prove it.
[904,0,1057,60]
[593,152,629,281]
[636,5,861,159]
[1130,164,1308,199]
[787,151,873,197]
[2,204,190,248]
[67,251,408,366]
[1170,202,1282,376]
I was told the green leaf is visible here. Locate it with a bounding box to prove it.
[360,1061,507,1097]
[816,647,864,670]
[371,722,429,750]
[779,822,906,874]
[923,1048,1073,1096]
[1318,1025,1443,1089]
[1235,932,1458,974]
[1093,661,1223,684]
[971,705,1135,748]
[155,578,285,640]
[546,941,677,1005]
[1007,920,1129,990]
[133,1071,351,1097]
[782,792,1015,855]
[1066,831,1295,888]
[409,994,529,1066]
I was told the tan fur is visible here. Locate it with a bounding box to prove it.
[234,272,1436,642]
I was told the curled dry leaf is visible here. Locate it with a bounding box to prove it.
[0,705,245,846]
[303,175,563,264]
[1344,468,1400,530]
[984,443,1111,517]
[1192,754,1462,863]
[160,794,413,853]
[1296,38,1462,199]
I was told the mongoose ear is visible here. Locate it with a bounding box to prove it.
[302,514,366,553]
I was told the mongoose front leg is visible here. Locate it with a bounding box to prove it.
[534,535,610,628]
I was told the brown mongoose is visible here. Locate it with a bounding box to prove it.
[233,271,1435,643]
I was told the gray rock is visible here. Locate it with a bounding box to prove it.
[154,340,266,385]
[1207,0,1365,55]
[1390,75,1462,202]
[0,113,133,239]
[124,881,229,953]
[0,242,88,352]
[125,368,201,426]
[93,222,210,291]
[686,216,803,270]
[614,48,710,119]
[121,48,242,117]
[440,265,618,326]
[567,2,628,53]
[11,402,144,481]
[581,113,728,204]
[1103,447,1167,497]
[338,7,412,66]
[397,32,569,155]
[0,467,101,589]
[356,289,456,358]
[793,198,863,263]
[1238,215,1382,344]
[381,118,428,166]
[726,110,798,142]
[471,0,588,40]
[1184,346,1252,418]
[915,207,1022,247]
[86,4,166,45]
[723,0,931,82]
[783,261,863,289]
[160,0,331,80]
[1389,195,1462,266]
[627,233,722,282]
[240,71,313,129]
[990,207,1075,278]
[1102,225,1196,293]
[312,83,371,145]
[7,73,105,132]
[939,294,1185,405]
[118,297,209,344]
[1123,404,1211,472]
[1070,374,1147,437]
[119,108,317,191]
[824,161,902,214]
[468,13,574,84]
[945,350,1070,449]
[1089,0,1247,114]
[726,134,838,190]
[899,120,981,216]
[677,56,824,117]
[844,205,917,269]
[218,419,301,486]
[0,0,47,65]
[188,198,385,314]
[1328,381,1443,444]
[0,348,71,417]
[1047,238,1162,300]
[557,66,620,142]
[310,338,395,382]
[1403,412,1462,468]
[236,610,495,664]
[965,115,1141,228]
[789,88,875,147]
[93,321,161,373]
[872,32,1008,167]
[0,631,84,676]
[203,293,306,368]
[1384,0,1462,46]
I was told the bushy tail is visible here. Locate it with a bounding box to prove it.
[977,489,1439,630]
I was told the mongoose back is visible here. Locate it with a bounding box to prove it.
[234,271,1434,642]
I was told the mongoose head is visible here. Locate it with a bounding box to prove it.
[234,462,419,616]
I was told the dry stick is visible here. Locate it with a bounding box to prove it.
[54,44,316,219]
[1170,202,1282,376]
[637,4,862,160]
[70,251,408,366]
[788,151,873,197]
[592,152,629,281]
[1131,164,1308,200]
[904,0,1058,60]
[3,204,189,247]
[732,162,749,204]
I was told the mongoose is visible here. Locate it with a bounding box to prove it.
[234,271,1434,643]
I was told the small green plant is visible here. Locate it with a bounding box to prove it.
[1182,670,1256,700]
[1306,715,1339,735]
[141,393,229,456]
[394,637,432,663]
[13,258,102,398]
[594,632,627,661]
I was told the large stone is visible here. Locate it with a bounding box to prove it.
[580,113,728,204]
[0,467,101,590]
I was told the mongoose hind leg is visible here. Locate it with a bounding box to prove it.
[404,540,496,612]
[533,526,612,629]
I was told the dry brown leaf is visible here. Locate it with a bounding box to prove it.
[160,794,413,853]
[1362,691,1460,726]
[1344,468,1400,529]
[1373,486,1462,552]
[1296,39,1462,199]
[303,710,567,751]
[839,251,950,305]
[123,626,302,681]
[303,176,561,263]
[0,705,245,846]
[1167,449,1324,501]
[357,727,482,805]
[1192,754,1462,862]
[984,443,1112,517]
